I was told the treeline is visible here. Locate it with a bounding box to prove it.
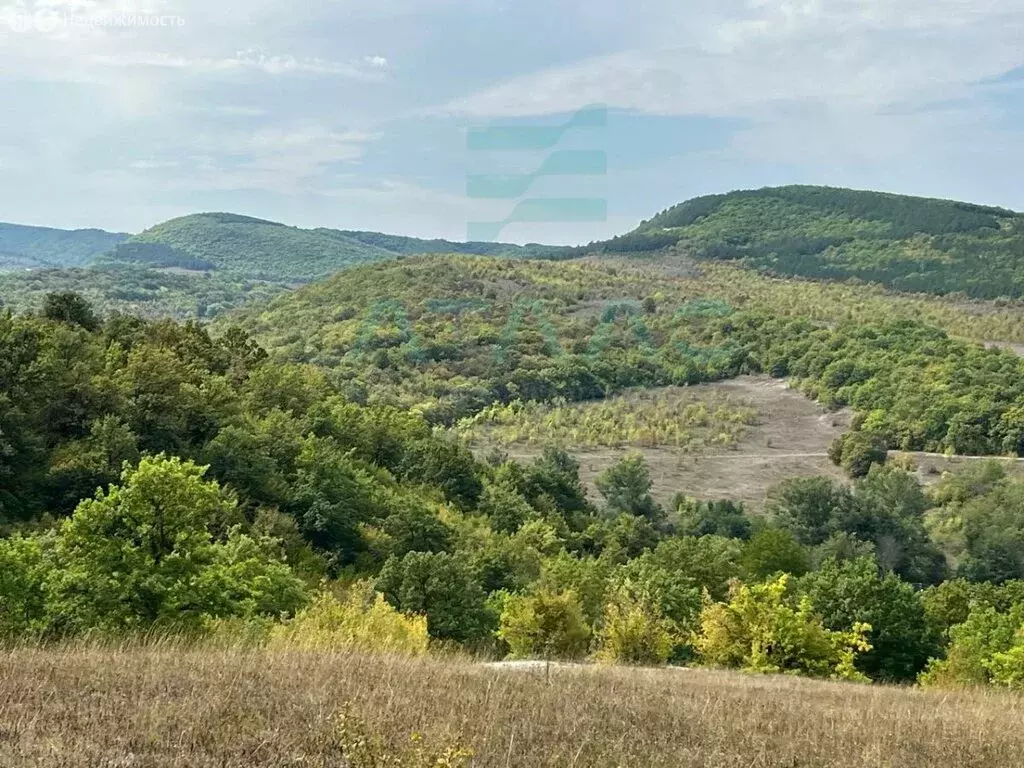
[5,293,1024,689]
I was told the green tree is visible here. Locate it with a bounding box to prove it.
[799,557,935,681]
[595,453,663,523]
[376,551,494,646]
[0,533,51,636]
[596,584,676,666]
[46,455,307,633]
[741,528,810,580]
[42,292,99,332]
[829,431,888,478]
[696,576,871,681]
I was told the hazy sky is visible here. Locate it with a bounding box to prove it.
[1,0,1023,243]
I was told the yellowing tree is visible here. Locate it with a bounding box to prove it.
[497,589,591,661]
[596,585,676,666]
[269,583,429,655]
[696,576,871,681]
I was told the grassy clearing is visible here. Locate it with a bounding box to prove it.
[455,387,758,451]
[1,644,1021,767]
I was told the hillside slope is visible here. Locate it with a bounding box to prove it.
[590,186,1024,299]
[0,223,128,270]
[105,213,562,282]
[227,254,1024,458]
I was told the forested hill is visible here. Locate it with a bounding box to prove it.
[0,223,128,270]
[587,186,1024,299]
[228,254,1024,458]
[102,213,559,282]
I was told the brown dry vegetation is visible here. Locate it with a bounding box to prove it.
[2,644,1022,768]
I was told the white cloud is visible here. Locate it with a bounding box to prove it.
[84,48,389,79]
[443,0,1024,118]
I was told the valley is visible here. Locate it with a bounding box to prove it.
[6,185,1024,766]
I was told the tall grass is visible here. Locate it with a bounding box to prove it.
[1,643,1021,766]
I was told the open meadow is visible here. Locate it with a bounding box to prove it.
[1,644,1022,768]
[460,376,851,510]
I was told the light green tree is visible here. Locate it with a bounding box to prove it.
[696,575,871,681]
[498,588,591,661]
[595,584,677,666]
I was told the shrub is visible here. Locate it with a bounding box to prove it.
[595,585,676,666]
[696,576,871,681]
[269,584,429,655]
[497,589,591,660]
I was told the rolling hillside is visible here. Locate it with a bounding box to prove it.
[104,212,562,282]
[0,213,561,317]
[0,222,128,270]
[228,254,1024,459]
[589,186,1024,299]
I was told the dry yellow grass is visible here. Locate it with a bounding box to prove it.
[1,645,1021,767]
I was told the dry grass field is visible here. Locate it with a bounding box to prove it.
[1,644,1022,767]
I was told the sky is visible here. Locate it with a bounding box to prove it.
[1,0,1023,244]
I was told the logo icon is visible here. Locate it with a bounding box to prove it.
[466,105,608,242]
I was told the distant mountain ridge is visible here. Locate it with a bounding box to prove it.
[0,223,129,270]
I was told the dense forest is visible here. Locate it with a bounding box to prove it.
[592,186,1024,299]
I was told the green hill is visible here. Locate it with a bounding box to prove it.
[0,223,128,270]
[106,213,398,282]
[0,213,563,318]
[589,186,1024,299]
[227,253,1024,458]
[106,212,561,282]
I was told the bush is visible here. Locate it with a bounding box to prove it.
[269,584,429,655]
[497,589,591,660]
[830,432,888,478]
[696,576,871,681]
[595,586,676,666]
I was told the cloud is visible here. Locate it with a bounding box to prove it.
[84,48,389,79]
[443,0,1024,118]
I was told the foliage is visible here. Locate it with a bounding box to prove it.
[269,584,429,654]
[457,389,756,450]
[595,453,663,523]
[829,431,888,478]
[740,529,810,580]
[376,552,495,645]
[676,498,751,540]
[0,222,126,269]
[919,603,1024,689]
[335,704,473,768]
[497,588,591,660]
[696,575,872,681]
[768,469,946,585]
[44,455,308,634]
[595,584,677,666]
[798,557,935,681]
[603,185,1024,300]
